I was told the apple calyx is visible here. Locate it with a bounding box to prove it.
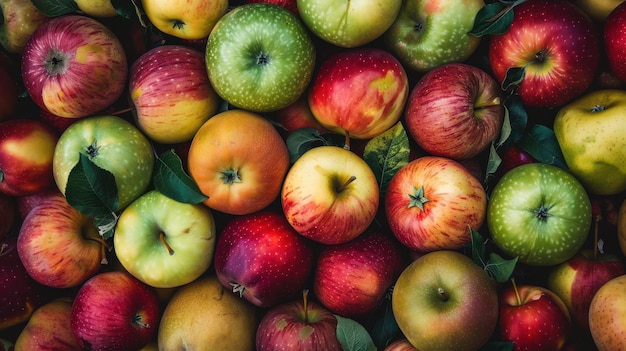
[408,185,429,210]
[256,51,270,65]
[230,282,245,297]
[132,313,151,329]
[86,141,100,159]
[159,232,175,255]
[171,20,186,30]
[437,287,450,302]
[590,104,607,112]
[220,169,242,185]
[532,203,553,222]
[45,49,70,75]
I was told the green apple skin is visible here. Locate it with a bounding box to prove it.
[487,163,592,266]
[383,0,484,72]
[205,3,315,112]
[52,115,155,210]
[0,0,48,53]
[113,190,216,288]
[392,250,499,351]
[297,0,401,48]
[553,89,626,195]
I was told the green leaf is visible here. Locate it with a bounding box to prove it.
[66,153,119,219]
[502,95,528,148]
[517,124,568,170]
[110,0,137,19]
[335,315,378,351]
[485,253,518,283]
[286,128,345,163]
[470,227,487,267]
[485,143,502,184]
[368,290,400,350]
[31,0,79,16]
[469,2,514,36]
[153,149,208,204]
[501,66,526,92]
[479,340,516,351]
[362,122,410,196]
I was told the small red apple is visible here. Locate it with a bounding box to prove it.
[604,1,626,82]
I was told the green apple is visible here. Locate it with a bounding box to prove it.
[392,250,499,351]
[113,190,216,288]
[0,0,49,53]
[205,3,315,112]
[487,163,592,266]
[553,89,626,195]
[383,0,484,72]
[141,0,228,40]
[297,0,401,48]
[52,115,155,211]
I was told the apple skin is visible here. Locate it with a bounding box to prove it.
[0,119,59,197]
[497,144,537,176]
[588,274,626,351]
[0,0,49,54]
[0,52,19,121]
[498,284,572,351]
[16,187,63,220]
[14,298,82,350]
[619,198,626,255]
[129,45,221,144]
[21,15,128,118]
[488,0,600,108]
[404,63,504,160]
[141,0,228,40]
[75,0,118,17]
[384,338,418,351]
[575,0,625,21]
[308,47,409,140]
[604,1,626,82]
[246,0,298,15]
[281,145,380,245]
[270,94,328,136]
[392,250,499,351]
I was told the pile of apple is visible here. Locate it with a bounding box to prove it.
[2,0,626,350]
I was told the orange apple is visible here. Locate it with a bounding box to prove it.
[588,274,626,351]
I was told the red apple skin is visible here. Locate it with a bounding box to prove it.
[70,271,160,351]
[384,338,418,351]
[214,210,317,308]
[270,94,328,136]
[16,187,63,220]
[313,230,408,319]
[0,193,16,240]
[604,1,626,82]
[38,108,78,134]
[0,119,59,197]
[14,297,82,350]
[497,144,537,175]
[498,284,571,351]
[245,0,298,15]
[0,52,19,121]
[488,0,600,108]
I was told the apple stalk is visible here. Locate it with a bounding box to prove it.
[159,232,175,255]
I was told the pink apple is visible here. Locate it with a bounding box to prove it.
[21,15,128,118]
[214,210,316,308]
[0,119,58,197]
[0,52,19,120]
[404,63,505,160]
[0,193,16,240]
[604,1,626,82]
[70,271,160,351]
[14,298,82,350]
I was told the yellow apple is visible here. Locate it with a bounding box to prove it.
[141,0,228,40]
[573,0,625,21]
[75,0,118,17]
[588,274,626,351]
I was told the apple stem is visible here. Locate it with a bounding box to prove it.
[337,176,357,193]
[87,236,111,264]
[229,282,245,297]
[343,131,350,150]
[511,278,522,306]
[303,289,310,323]
[159,232,175,255]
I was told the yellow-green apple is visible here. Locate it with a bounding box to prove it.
[21,15,128,118]
[256,290,342,350]
[297,0,401,48]
[384,338,418,351]
[498,282,572,351]
[488,0,600,108]
[487,163,592,266]
[605,1,626,82]
[158,274,259,351]
[619,198,626,255]
[129,45,221,144]
[141,0,228,40]
[404,63,504,160]
[0,193,16,240]
[53,115,155,211]
[588,274,626,351]
[0,52,19,120]
[392,250,499,351]
[187,109,290,215]
[245,0,298,15]
[75,0,118,17]
[383,0,484,72]
[205,3,316,112]
[546,249,626,329]
[553,89,626,195]
[281,145,380,245]
[385,156,486,252]
[575,0,625,21]
[308,47,409,140]
[0,119,58,197]
[17,193,105,288]
[0,0,48,53]
[113,190,216,288]
[70,271,160,351]
[14,297,82,350]
[214,210,316,308]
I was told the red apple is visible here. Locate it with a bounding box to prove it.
[488,0,601,108]
[70,271,160,351]
[16,187,63,220]
[0,52,19,120]
[404,63,505,160]
[246,0,298,15]
[384,338,418,351]
[604,1,626,82]
[38,108,79,134]
[0,193,16,240]
[270,94,328,136]
[214,210,316,308]
[14,298,82,350]
[497,144,538,175]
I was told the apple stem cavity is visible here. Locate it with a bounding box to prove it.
[408,186,429,210]
[45,50,70,75]
[87,236,111,264]
[220,169,242,185]
[336,175,357,193]
[159,232,175,255]
[229,282,245,297]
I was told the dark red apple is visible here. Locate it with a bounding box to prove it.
[498,144,538,175]
[0,52,19,121]
[604,1,626,82]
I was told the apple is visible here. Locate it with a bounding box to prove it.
[281,145,380,245]
[497,144,538,176]
[605,1,626,82]
[0,0,48,53]
[488,0,601,108]
[392,250,499,351]
[38,107,78,133]
[75,0,118,17]
[0,52,19,120]
[70,271,160,351]
[129,44,221,144]
[404,63,504,160]
[383,0,485,72]
[588,274,626,351]
[158,274,259,351]
[113,190,216,288]
[553,89,626,195]
[256,290,342,351]
[297,0,401,48]
[308,47,409,140]
[384,338,418,351]
[214,210,316,308]
[16,187,63,220]
[14,298,82,350]
[141,0,228,40]
[575,0,625,21]
[53,115,155,211]
[17,192,105,288]
[187,109,290,215]
[21,15,128,118]
[0,193,16,240]
[0,119,59,197]
[313,229,408,319]
[385,156,487,252]
[487,163,592,266]
[270,94,328,135]
[246,0,298,15]
[498,282,572,351]
[205,3,316,112]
